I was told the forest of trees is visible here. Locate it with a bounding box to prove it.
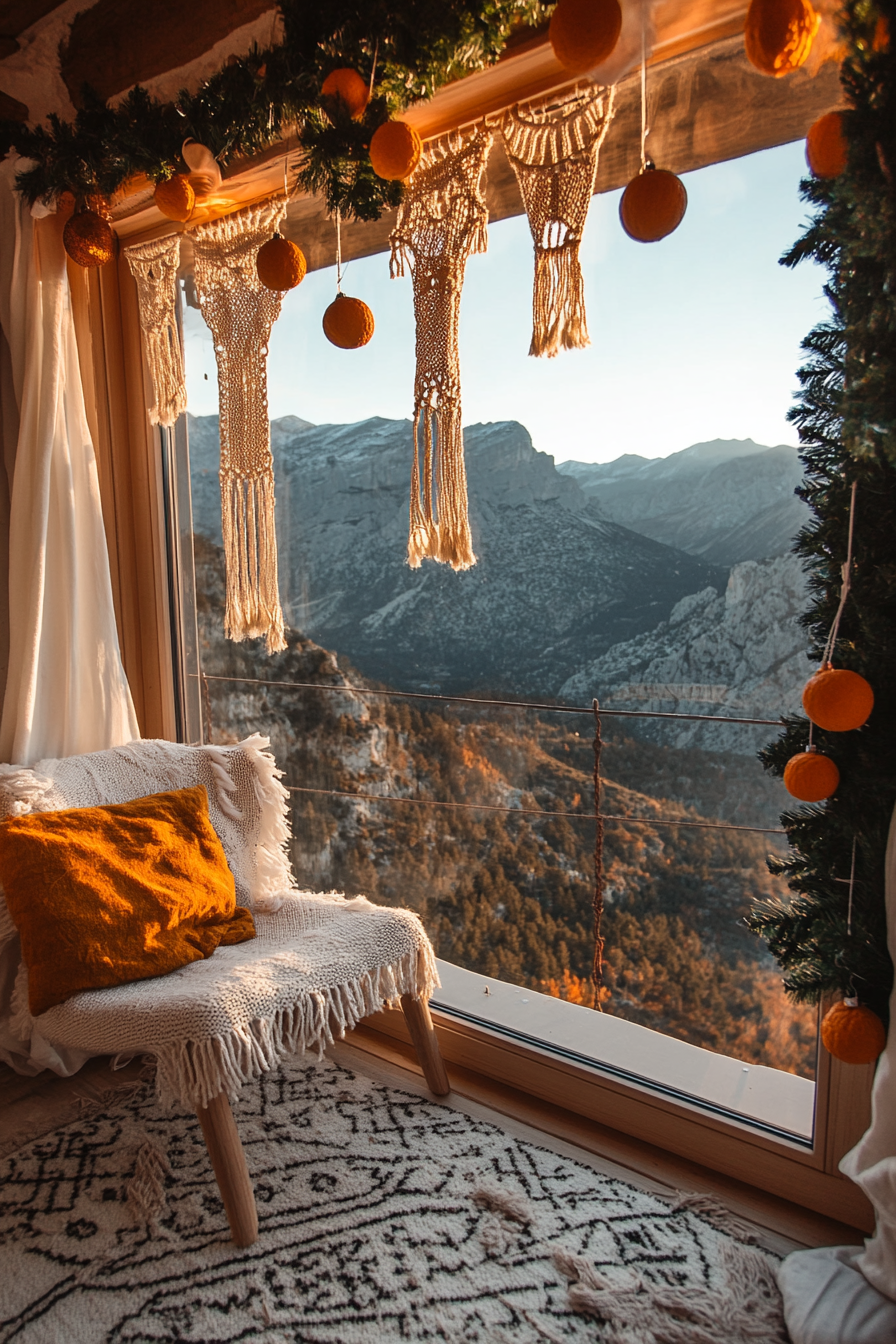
[195,535,816,1081]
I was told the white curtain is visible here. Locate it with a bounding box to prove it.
[0,159,139,765]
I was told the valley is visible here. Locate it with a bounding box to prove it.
[187,416,816,1081]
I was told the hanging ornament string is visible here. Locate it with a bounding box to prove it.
[821,479,858,667]
[847,834,856,936]
[335,207,344,294]
[592,698,605,1010]
[368,38,379,101]
[640,8,649,170]
[802,479,858,755]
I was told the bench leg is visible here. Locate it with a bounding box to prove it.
[196,1091,259,1247]
[400,993,450,1096]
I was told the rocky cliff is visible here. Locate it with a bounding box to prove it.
[560,552,811,754]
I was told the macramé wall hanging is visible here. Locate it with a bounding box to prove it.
[191,196,288,655]
[501,85,616,358]
[125,234,187,428]
[390,127,492,572]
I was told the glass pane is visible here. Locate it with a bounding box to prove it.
[176,140,824,1136]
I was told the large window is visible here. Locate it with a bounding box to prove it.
[172,139,826,1142]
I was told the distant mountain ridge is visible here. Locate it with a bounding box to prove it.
[557,438,807,566]
[187,413,726,695]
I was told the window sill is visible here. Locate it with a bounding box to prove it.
[431,961,815,1143]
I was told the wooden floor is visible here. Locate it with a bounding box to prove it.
[0,1034,865,1257]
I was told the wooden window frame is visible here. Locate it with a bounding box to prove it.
[77,23,871,1231]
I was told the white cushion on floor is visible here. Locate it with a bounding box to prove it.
[779,1245,896,1344]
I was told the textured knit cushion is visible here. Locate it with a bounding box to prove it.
[0,785,255,1016]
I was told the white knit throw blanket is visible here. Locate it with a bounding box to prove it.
[0,737,437,1109]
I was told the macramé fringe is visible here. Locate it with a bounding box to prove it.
[408,402,476,571]
[154,942,439,1111]
[529,242,589,358]
[221,474,286,654]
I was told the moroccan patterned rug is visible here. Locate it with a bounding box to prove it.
[0,1054,788,1343]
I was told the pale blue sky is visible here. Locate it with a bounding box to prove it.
[183,139,827,464]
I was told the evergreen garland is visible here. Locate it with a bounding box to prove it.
[748,0,896,1024]
[0,0,547,221]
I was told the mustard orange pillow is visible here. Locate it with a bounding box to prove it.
[0,785,255,1016]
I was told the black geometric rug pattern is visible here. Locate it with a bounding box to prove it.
[0,1055,781,1343]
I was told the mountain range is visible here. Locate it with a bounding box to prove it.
[187,414,727,695]
[557,438,807,567]
[187,416,810,716]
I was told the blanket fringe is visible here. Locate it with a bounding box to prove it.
[154,942,439,1111]
[239,733,296,907]
[200,733,297,909]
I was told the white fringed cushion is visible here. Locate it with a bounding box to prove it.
[35,891,437,1110]
[0,737,439,1097]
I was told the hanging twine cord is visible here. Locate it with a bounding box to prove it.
[335,207,344,293]
[201,671,214,745]
[807,479,858,751]
[822,479,858,667]
[592,698,605,1008]
[368,38,379,99]
[640,10,650,170]
[834,834,859,937]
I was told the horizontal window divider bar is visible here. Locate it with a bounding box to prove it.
[196,672,785,728]
[285,783,786,835]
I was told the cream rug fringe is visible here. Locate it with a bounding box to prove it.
[554,1238,788,1343]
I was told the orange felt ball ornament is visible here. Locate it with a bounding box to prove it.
[744,0,821,77]
[63,209,114,268]
[783,748,840,802]
[821,998,887,1065]
[322,293,374,349]
[321,67,370,120]
[549,0,622,74]
[620,165,688,243]
[256,233,307,291]
[802,664,874,732]
[369,120,423,181]
[154,173,196,222]
[806,111,847,178]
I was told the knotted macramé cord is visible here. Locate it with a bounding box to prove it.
[125,234,187,427]
[391,128,492,571]
[192,197,288,654]
[502,85,615,358]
